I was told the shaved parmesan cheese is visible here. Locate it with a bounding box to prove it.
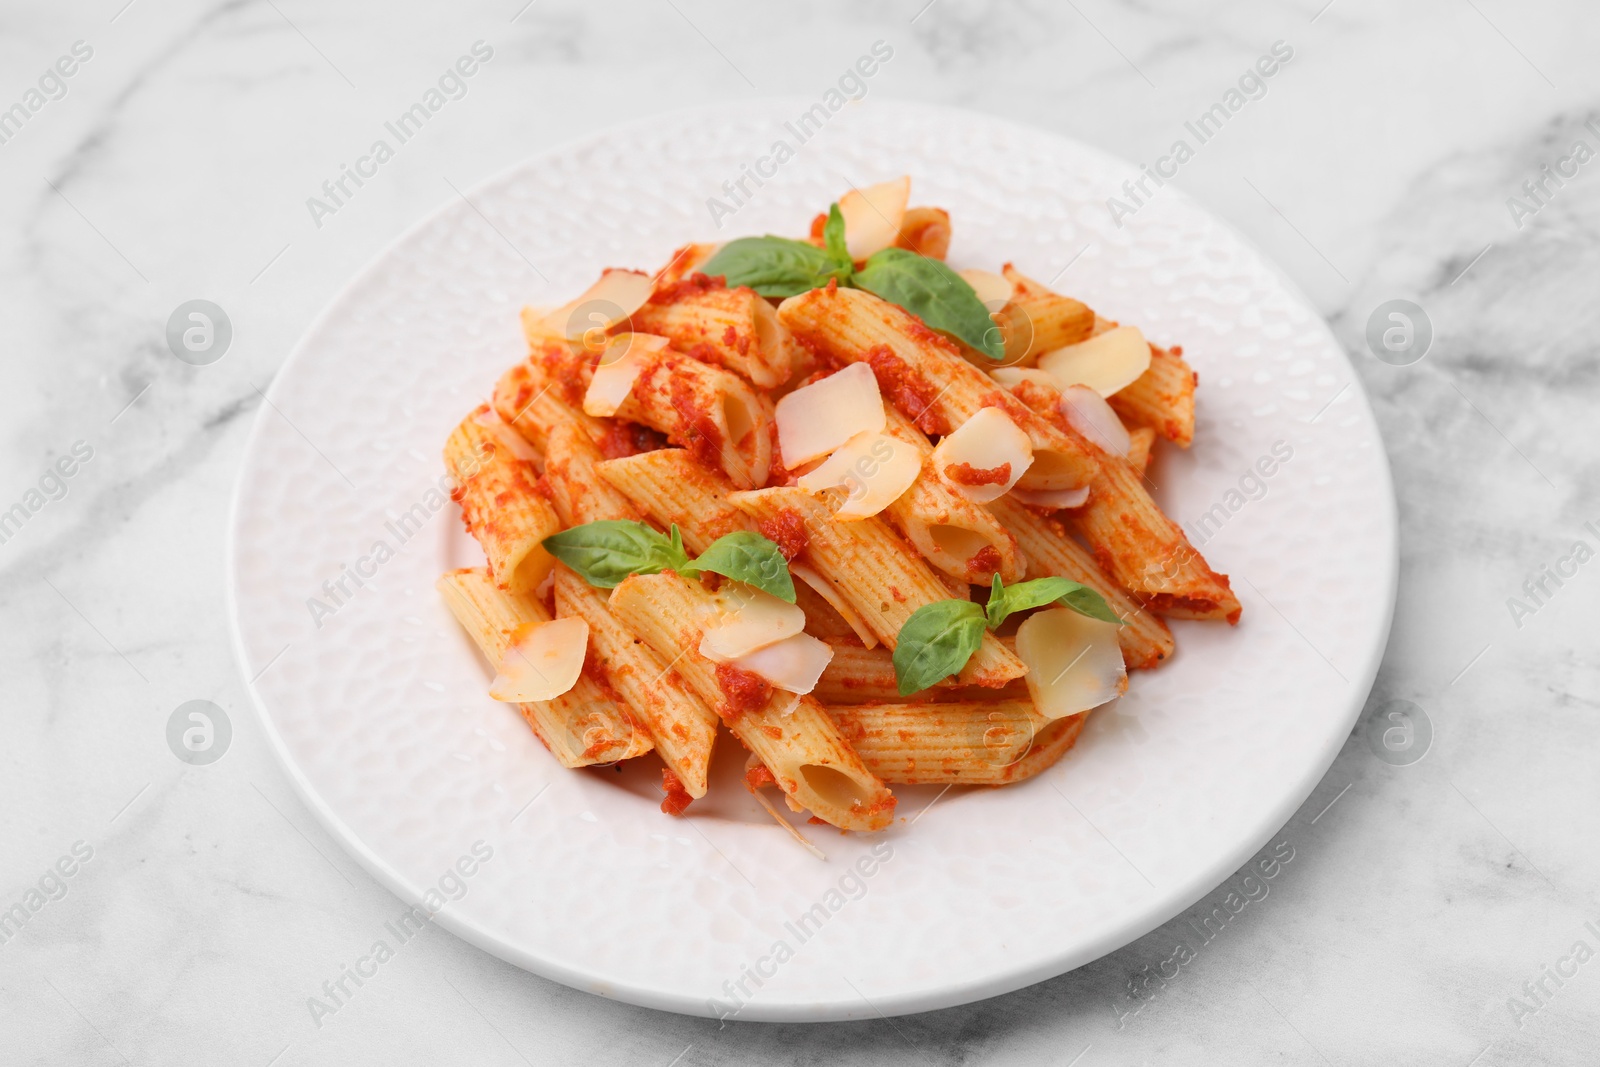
[699,588,807,661]
[1014,608,1126,719]
[775,363,886,468]
[797,431,921,520]
[1009,486,1090,510]
[488,618,589,702]
[1058,384,1131,457]
[959,268,1016,310]
[728,632,834,695]
[472,408,541,461]
[791,562,878,649]
[931,407,1033,504]
[584,333,668,417]
[838,176,911,260]
[544,269,654,344]
[1037,325,1151,397]
[990,367,1057,391]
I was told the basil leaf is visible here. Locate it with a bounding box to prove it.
[700,236,847,298]
[854,248,1005,360]
[689,531,796,603]
[1056,583,1122,624]
[892,599,986,695]
[542,520,692,589]
[822,203,851,271]
[985,574,1121,628]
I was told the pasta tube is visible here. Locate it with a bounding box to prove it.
[776,284,1099,491]
[726,487,1026,688]
[436,568,651,767]
[608,572,896,832]
[443,406,560,593]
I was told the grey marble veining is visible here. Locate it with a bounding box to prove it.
[2,1,1597,1064]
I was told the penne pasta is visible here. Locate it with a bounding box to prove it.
[879,404,1024,585]
[543,420,642,526]
[827,700,1050,784]
[437,568,652,768]
[444,406,560,593]
[608,572,896,832]
[987,495,1175,669]
[653,242,720,288]
[1109,345,1197,448]
[726,487,1026,688]
[436,176,1245,835]
[998,265,1095,365]
[1126,426,1156,474]
[553,566,719,797]
[990,713,1088,784]
[813,641,976,703]
[492,349,607,459]
[793,579,858,641]
[1068,457,1241,622]
[595,448,755,554]
[776,284,1100,491]
[614,342,775,489]
[631,277,798,389]
[527,333,774,490]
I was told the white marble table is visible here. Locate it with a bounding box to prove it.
[3,1,1596,1064]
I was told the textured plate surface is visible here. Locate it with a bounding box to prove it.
[227,100,1396,1021]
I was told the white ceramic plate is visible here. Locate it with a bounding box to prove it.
[228,100,1396,1021]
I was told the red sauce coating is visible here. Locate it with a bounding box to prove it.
[667,371,725,471]
[537,343,586,405]
[903,317,960,357]
[715,663,772,722]
[660,769,693,816]
[864,345,949,436]
[757,509,810,561]
[649,271,724,305]
[682,341,722,368]
[745,763,778,791]
[1008,379,1070,433]
[979,389,1035,425]
[967,544,1002,578]
[945,461,1012,486]
[597,420,669,459]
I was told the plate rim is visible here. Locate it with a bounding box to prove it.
[226,97,1399,1021]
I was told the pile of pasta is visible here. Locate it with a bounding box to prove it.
[438,177,1239,836]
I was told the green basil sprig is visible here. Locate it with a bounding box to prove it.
[543,521,795,602]
[820,202,851,271]
[891,600,986,696]
[699,202,1004,360]
[892,575,1121,694]
[853,248,1004,360]
[984,574,1120,628]
[688,530,795,602]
